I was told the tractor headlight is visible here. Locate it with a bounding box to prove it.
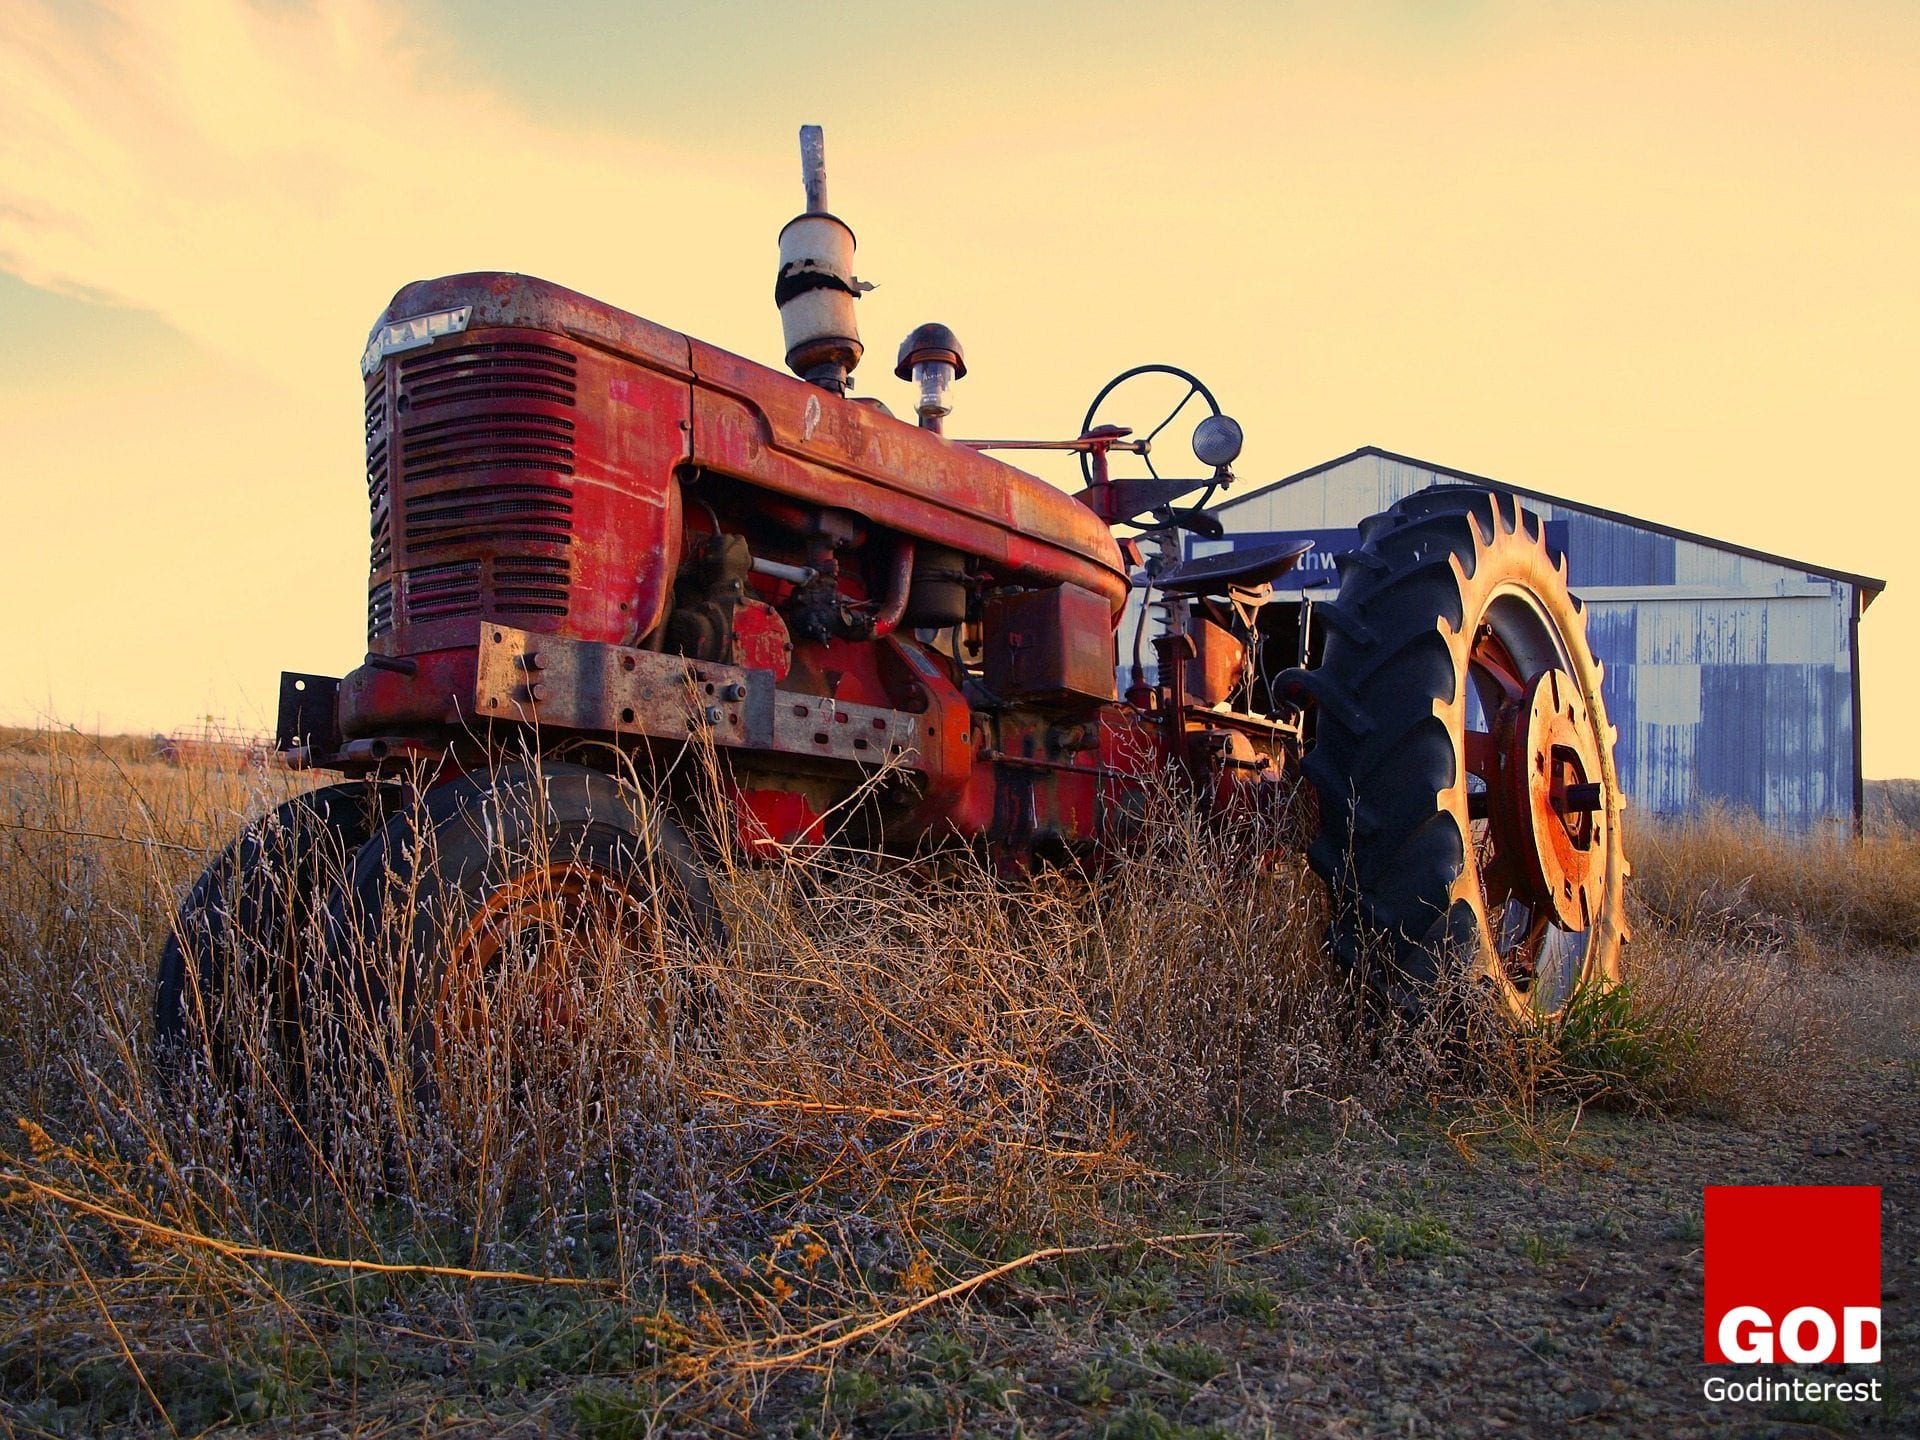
[1192,414,1244,470]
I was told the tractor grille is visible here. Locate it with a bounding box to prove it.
[399,410,575,481]
[397,341,577,409]
[365,381,391,571]
[493,555,571,617]
[405,560,483,622]
[371,337,581,639]
[400,482,575,553]
[368,580,395,639]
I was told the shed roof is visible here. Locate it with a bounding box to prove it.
[1214,446,1886,608]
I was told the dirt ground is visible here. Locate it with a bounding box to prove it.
[740,966,1918,1439]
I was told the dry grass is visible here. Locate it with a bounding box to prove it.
[0,725,169,769]
[0,732,1900,1433]
[1586,802,1920,1122]
[1866,778,1920,834]
[1630,803,1920,959]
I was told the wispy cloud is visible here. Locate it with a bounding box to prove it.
[0,1,761,390]
[0,1,772,732]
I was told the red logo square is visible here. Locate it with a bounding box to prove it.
[1704,1186,1881,1364]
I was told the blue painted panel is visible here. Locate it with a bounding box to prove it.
[1202,522,1568,588]
[1697,666,1768,817]
[1689,663,1851,830]
[1583,606,1638,801]
[1563,514,1676,588]
[1762,664,1849,828]
[1826,667,1855,824]
[1583,607,1637,674]
[1637,719,1697,816]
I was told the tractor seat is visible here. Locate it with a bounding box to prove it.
[1153,540,1313,598]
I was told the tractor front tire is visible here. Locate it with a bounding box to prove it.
[319,763,720,1101]
[156,782,390,1077]
[1296,488,1629,1021]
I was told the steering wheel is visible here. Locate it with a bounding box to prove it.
[1078,363,1242,498]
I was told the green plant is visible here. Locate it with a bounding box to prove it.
[877,1381,950,1431]
[1223,1279,1281,1325]
[1515,1229,1568,1268]
[827,1366,884,1418]
[912,1326,976,1383]
[1099,1397,1229,1440]
[1349,1207,1458,1261]
[1550,980,1671,1097]
[1665,1206,1704,1243]
[1145,1338,1227,1385]
[572,1383,662,1439]
[1095,1266,1179,1317]
[1070,1356,1120,1407]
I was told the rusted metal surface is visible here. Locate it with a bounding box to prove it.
[730,598,793,679]
[687,335,1129,616]
[982,584,1116,705]
[733,787,827,856]
[1487,668,1607,932]
[771,692,921,767]
[367,274,1128,644]
[324,271,1307,865]
[1073,475,1209,526]
[335,735,446,768]
[363,309,689,662]
[472,625,922,770]
[474,625,770,747]
[875,635,977,820]
[1184,618,1245,707]
[867,539,915,639]
[340,643,484,735]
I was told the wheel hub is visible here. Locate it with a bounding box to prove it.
[441,862,636,1054]
[1491,668,1606,932]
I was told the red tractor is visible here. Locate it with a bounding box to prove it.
[159,130,1627,1072]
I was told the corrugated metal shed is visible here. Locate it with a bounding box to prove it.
[1196,446,1885,833]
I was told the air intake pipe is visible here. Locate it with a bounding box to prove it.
[777,125,870,393]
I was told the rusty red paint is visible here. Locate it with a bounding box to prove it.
[731,599,793,680]
[733,788,826,856]
[325,270,1293,868]
[686,337,1129,616]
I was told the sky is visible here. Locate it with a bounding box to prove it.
[1,0,1915,775]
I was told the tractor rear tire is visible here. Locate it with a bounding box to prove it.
[156,782,390,1076]
[318,763,720,1098]
[1294,488,1629,1021]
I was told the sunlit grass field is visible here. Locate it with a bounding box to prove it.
[1,725,1914,1433]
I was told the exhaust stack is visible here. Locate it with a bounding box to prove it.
[777,125,868,393]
